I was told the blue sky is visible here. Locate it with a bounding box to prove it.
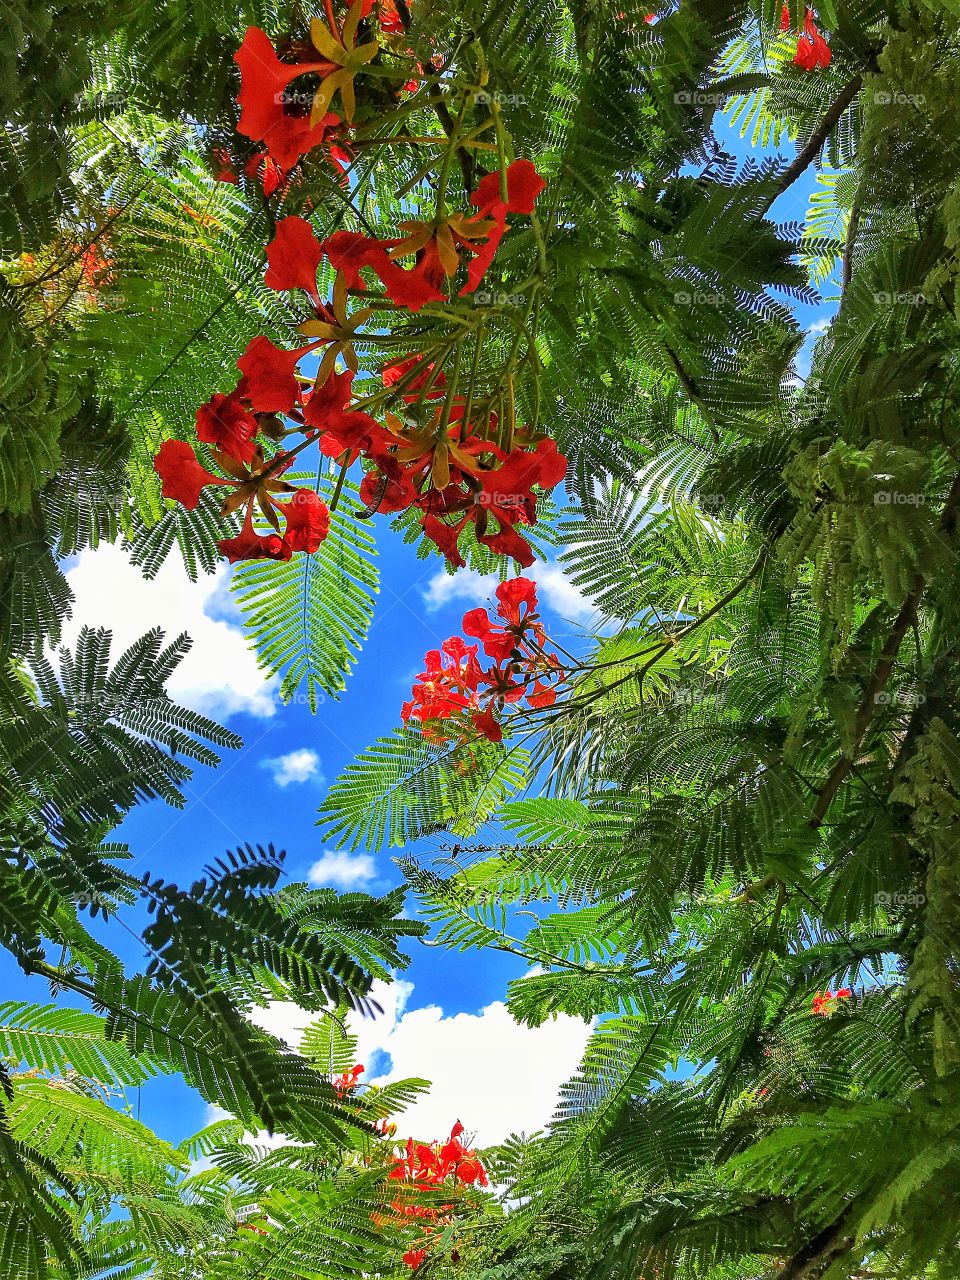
[3,106,840,1151]
[5,532,601,1147]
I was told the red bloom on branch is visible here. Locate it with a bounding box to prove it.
[781,6,831,69]
[196,391,259,464]
[237,335,317,414]
[234,27,337,170]
[811,988,852,1016]
[265,217,323,299]
[460,159,548,294]
[333,1062,364,1095]
[218,503,292,563]
[362,0,406,34]
[463,577,542,660]
[401,583,565,743]
[401,638,485,737]
[471,159,548,219]
[154,440,224,509]
[383,1121,487,1270]
[304,368,385,457]
[278,487,331,552]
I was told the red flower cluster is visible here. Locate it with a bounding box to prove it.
[811,988,852,1016]
[265,159,546,312]
[333,1062,365,1094]
[156,10,565,569]
[384,1121,488,1269]
[780,5,831,69]
[153,336,331,563]
[389,1121,488,1191]
[402,578,565,743]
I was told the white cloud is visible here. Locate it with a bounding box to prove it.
[421,569,497,613]
[422,563,598,625]
[531,564,597,623]
[364,998,591,1145]
[307,850,379,890]
[262,748,323,787]
[60,543,277,719]
[253,979,592,1147]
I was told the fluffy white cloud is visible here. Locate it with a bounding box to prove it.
[254,979,592,1147]
[421,569,497,613]
[307,850,379,890]
[530,563,598,623]
[60,543,276,719]
[364,997,591,1145]
[262,748,323,787]
[422,563,598,625]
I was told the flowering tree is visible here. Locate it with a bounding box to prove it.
[2,2,960,1280]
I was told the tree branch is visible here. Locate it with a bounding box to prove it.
[779,1203,858,1280]
[761,77,863,215]
[809,470,960,827]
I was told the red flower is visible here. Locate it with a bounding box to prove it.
[401,639,483,731]
[373,240,448,311]
[471,159,548,218]
[317,229,388,289]
[244,151,291,197]
[196,391,259,464]
[526,679,558,709]
[278,487,331,552]
[476,436,567,521]
[304,368,384,457]
[333,1062,364,1095]
[360,465,420,514]
[218,504,292,563]
[463,579,539,661]
[421,512,470,567]
[265,216,322,299]
[782,7,831,69]
[236,336,317,414]
[403,1249,427,1270]
[211,147,238,183]
[811,988,852,1016]
[460,160,547,295]
[479,522,538,566]
[362,0,406,34]
[383,354,447,402]
[234,27,337,170]
[154,440,224,509]
[452,1154,487,1185]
